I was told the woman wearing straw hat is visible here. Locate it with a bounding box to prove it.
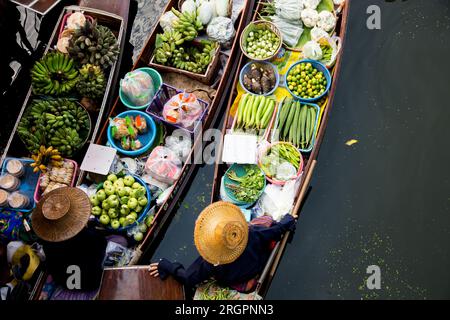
[149,201,296,294]
[31,187,107,293]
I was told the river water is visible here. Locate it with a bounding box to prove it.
[152,0,450,299]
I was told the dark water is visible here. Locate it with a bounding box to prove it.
[153,0,450,299]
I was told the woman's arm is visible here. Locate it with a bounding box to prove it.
[252,214,296,243]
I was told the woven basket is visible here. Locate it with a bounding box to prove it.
[240,20,283,62]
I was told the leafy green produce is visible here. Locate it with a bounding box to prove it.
[226,165,265,203]
[287,62,328,99]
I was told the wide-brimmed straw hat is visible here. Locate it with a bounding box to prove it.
[31,187,91,242]
[194,201,249,265]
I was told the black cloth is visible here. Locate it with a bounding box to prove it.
[158,215,296,292]
[42,228,107,291]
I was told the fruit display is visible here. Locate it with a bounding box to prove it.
[234,94,276,133]
[17,98,91,157]
[243,25,281,60]
[241,62,277,95]
[67,19,119,69]
[260,143,302,182]
[225,165,265,203]
[31,52,78,96]
[76,64,106,99]
[30,146,63,173]
[286,62,328,99]
[171,7,204,41]
[155,29,218,74]
[276,99,318,150]
[90,174,149,230]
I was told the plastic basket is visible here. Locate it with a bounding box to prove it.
[223,164,266,207]
[33,159,79,203]
[145,83,209,135]
[1,158,40,212]
[58,12,94,39]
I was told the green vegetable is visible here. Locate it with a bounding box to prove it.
[244,27,280,59]
[234,94,276,134]
[283,101,297,138]
[226,165,265,203]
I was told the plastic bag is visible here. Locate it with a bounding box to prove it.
[317,35,341,67]
[165,132,192,161]
[207,17,236,47]
[163,92,204,129]
[257,180,297,221]
[302,40,323,60]
[270,15,303,48]
[144,146,182,184]
[120,70,155,106]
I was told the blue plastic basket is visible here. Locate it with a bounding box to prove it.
[95,175,151,232]
[1,157,39,213]
[223,164,266,207]
[107,110,157,156]
[119,67,163,110]
[271,100,321,153]
[239,61,280,96]
[284,59,331,102]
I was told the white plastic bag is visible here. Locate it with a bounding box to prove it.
[144,146,182,185]
[120,70,155,106]
[317,35,341,67]
[207,17,236,46]
[165,131,193,161]
[257,180,297,221]
[303,40,323,60]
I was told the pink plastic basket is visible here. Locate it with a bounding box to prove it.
[33,159,79,203]
[58,12,94,39]
[258,142,304,186]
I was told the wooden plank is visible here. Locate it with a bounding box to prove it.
[97,266,184,300]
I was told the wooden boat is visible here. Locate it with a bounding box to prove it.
[81,0,257,264]
[209,0,351,298]
[0,3,126,167]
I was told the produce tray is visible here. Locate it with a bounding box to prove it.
[33,159,79,203]
[229,94,278,142]
[1,158,40,213]
[145,83,209,135]
[148,41,221,85]
[58,12,94,39]
[270,100,320,153]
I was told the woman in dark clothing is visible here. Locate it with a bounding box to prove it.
[31,187,107,292]
[149,201,296,293]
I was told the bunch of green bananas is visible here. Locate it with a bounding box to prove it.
[154,30,182,64]
[18,98,91,157]
[171,8,203,41]
[31,52,78,96]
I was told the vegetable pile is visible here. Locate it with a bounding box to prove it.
[276,99,317,150]
[18,98,91,157]
[91,174,149,231]
[260,143,301,181]
[242,63,277,95]
[286,62,327,99]
[235,94,276,134]
[243,27,281,60]
[110,114,148,151]
[225,165,265,203]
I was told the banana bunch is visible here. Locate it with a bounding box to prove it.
[76,64,106,99]
[31,52,78,96]
[18,98,91,157]
[154,30,182,64]
[30,146,63,173]
[171,7,203,41]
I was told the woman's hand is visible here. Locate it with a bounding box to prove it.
[148,262,159,278]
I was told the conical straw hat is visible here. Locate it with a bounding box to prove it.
[31,187,91,242]
[194,201,249,265]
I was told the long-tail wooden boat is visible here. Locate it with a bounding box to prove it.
[80,0,257,265]
[210,0,351,298]
[0,4,126,167]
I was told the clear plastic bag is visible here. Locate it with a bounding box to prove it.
[144,146,182,184]
[120,70,155,106]
[270,15,303,48]
[317,35,341,67]
[303,40,323,60]
[165,131,192,161]
[163,92,204,129]
[207,17,236,47]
